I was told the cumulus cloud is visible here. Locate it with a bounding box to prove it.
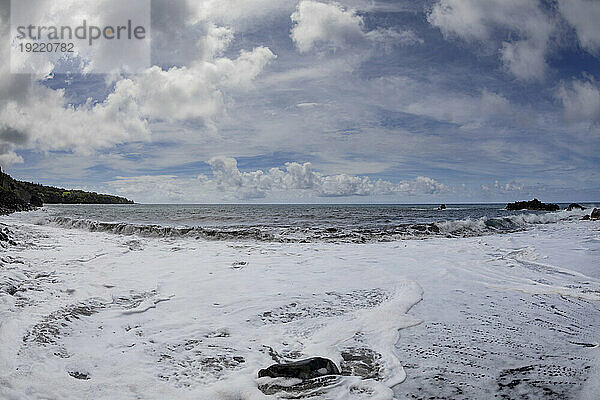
[105,46,276,123]
[208,157,448,199]
[291,1,366,52]
[150,0,250,65]
[558,0,600,54]
[0,42,275,159]
[290,1,422,53]
[556,79,600,125]
[0,0,276,167]
[105,157,449,202]
[0,9,149,159]
[0,86,150,154]
[428,0,554,81]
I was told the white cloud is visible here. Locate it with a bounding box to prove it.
[207,157,448,199]
[0,12,150,158]
[209,157,277,199]
[290,1,422,53]
[406,89,511,126]
[197,24,235,60]
[494,180,526,193]
[556,79,600,125]
[428,0,496,41]
[103,157,449,202]
[558,0,600,54]
[187,0,296,24]
[8,0,152,75]
[500,40,548,81]
[481,181,532,196]
[365,28,424,47]
[0,0,276,166]
[0,143,24,167]
[428,0,554,81]
[291,1,366,53]
[106,46,276,123]
[0,86,150,154]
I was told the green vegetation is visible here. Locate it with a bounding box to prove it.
[1,167,133,214]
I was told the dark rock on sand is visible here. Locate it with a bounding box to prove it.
[231,261,248,269]
[68,371,90,380]
[0,227,17,245]
[0,228,10,242]
[340,348,384,380]
[258,357,340,380]
[438,204,446,210]
[1,283,18,296]
[258,357,342,397]
[566,203,586,211]
[591,208,600,220]
[581,215,590,220]
[0,188,33,215]
[258,375,340,397]
[506,199,559,212]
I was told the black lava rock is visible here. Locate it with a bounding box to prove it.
[258,357,341,380]
[505,199,559,212]
[566,203,586,211]
[0,189,32,215]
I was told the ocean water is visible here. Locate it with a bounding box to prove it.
[26,203,598,242]
[1,205,599,399]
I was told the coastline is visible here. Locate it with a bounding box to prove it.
[1,211,599,399]
[0,168,134,217]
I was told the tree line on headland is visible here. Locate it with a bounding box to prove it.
[1,167,133,215]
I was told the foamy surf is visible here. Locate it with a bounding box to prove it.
[1,208,599,399]
[0,217,424,399]
[17,205,593,243]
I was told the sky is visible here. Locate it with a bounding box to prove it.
[0,0,599,203]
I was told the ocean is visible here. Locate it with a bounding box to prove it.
[22,203,597,242]
[0,204,599,399]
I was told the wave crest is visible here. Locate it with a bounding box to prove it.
[33,209,586,243]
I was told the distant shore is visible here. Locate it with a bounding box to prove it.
[1,168,133,215]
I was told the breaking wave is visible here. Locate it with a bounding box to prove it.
[33,209,586,243]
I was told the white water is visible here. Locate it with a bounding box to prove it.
[1,211,599,399]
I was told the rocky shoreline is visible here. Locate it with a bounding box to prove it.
[503,198,598,220]
[505,198,560,211]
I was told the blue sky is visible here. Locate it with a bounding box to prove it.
[1,0,599,203]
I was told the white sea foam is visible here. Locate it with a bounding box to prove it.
[1,212,598,399]
[0,216,425,399]
[15,206,593,243]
